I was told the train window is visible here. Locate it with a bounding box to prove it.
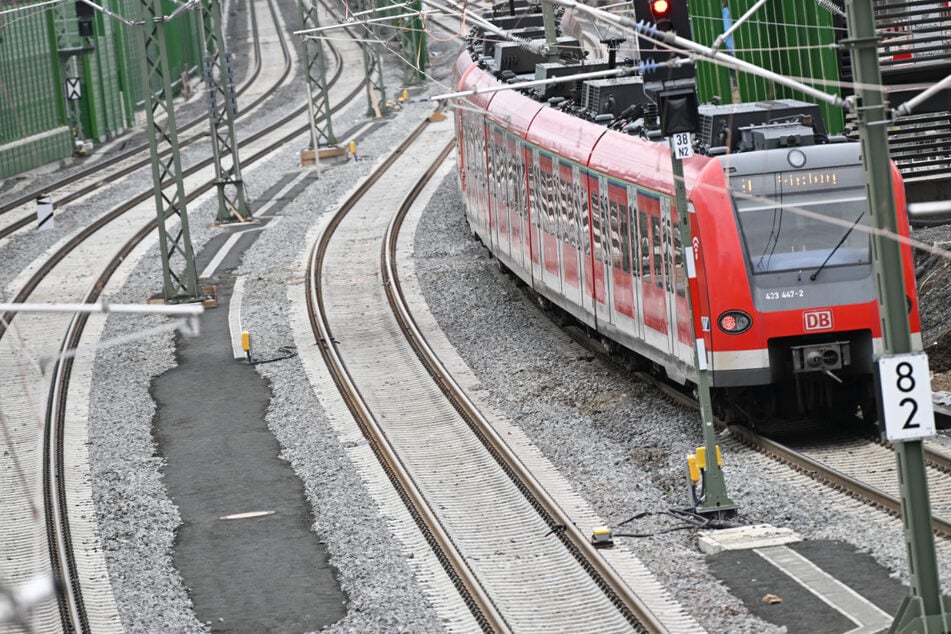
[673,224,685,297]
[580,179,591,255]
[639,210,650,281]
[732,166,871,275]
[651,216,663,289]
[619,202,631,274]
[663,214,673,294]
[628,199,639,278]
[529,157,539,227]
[591,184,603,263]
[516,148,526,220]
[558,168,569,243]
[609,199,621,269]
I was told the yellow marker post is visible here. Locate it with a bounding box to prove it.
[241,330,252,363]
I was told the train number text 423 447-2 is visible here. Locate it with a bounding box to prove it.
[765,290,804,300]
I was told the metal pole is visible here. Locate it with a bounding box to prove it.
[670,137,736,517]
[298,0,338,150]
[844,0,951,631]
[540,0,560,62]
[400,0,427,83]
[200,0,251,223]
[136,0,203,303]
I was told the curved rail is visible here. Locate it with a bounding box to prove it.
[381,153,668,632]
[305,117,509,633]
[0,8,366,631]
[0,0,303,240]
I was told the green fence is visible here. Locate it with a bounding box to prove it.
[690,0,845,134]
[0,0,203,181]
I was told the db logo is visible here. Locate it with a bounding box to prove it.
[803,309,833,331]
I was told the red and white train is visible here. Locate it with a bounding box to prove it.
[451,39,922,422]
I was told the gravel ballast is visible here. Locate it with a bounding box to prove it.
[6,19,951,634]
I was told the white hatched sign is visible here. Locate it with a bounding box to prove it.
[65,78,81,100]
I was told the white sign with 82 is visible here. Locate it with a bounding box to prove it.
[877,352,935,441]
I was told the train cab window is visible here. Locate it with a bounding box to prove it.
[732,166,871,275]
[651,216,663,289]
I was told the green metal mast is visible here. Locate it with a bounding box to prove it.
[670,135,735,517]
[399,0,427,83]
[51,0,88,151]
[362,0,388,117]
[298,0,338,152]
[844,1,951,631]
[136,0,202,303]
[200,0,251,223]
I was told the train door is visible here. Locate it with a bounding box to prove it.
[489,128,505,255]
[671,205,693,364]
[528,148,543,281]
[465,111,489,239]
[661,196,678,359]
[593,177,614,330]
[574,167,592,318]
[560,162,582,306]
[507,134,523,271]
[628,184,644,341]
[538,153,561,294]
[639,192,669,353]
[607,181,635,334]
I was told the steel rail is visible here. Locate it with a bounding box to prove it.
[0,0,273,221]
[8,9,367,632]
[381,150,665,632]
[558,318,951,543]
[0,0,302,241]
[305,116,509,633]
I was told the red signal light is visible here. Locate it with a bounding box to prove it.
[651,0,671,16]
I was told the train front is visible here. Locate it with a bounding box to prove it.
[690,136,921,422]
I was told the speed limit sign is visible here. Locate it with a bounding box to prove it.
[876,352,935,441]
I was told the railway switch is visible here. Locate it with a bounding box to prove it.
[590,526,614,547]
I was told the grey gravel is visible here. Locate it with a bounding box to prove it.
[5,7,951,633]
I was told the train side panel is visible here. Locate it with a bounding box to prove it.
[484,90,543,278]
[524,107,606,327]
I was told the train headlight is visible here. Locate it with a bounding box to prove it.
[718,310,752,334]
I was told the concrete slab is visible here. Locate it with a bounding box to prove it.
[698,523,801,554]
[707,539,905,634]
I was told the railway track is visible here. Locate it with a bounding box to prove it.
[304,109,704,632]
[0,0,296,241]
[558,319,951,545]
[0,0,375,628]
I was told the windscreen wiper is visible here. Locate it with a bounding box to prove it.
[810,211,865,281]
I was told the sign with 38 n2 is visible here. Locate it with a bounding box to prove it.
[876,352,935,441]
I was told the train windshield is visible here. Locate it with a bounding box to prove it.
[730,166,871,275]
